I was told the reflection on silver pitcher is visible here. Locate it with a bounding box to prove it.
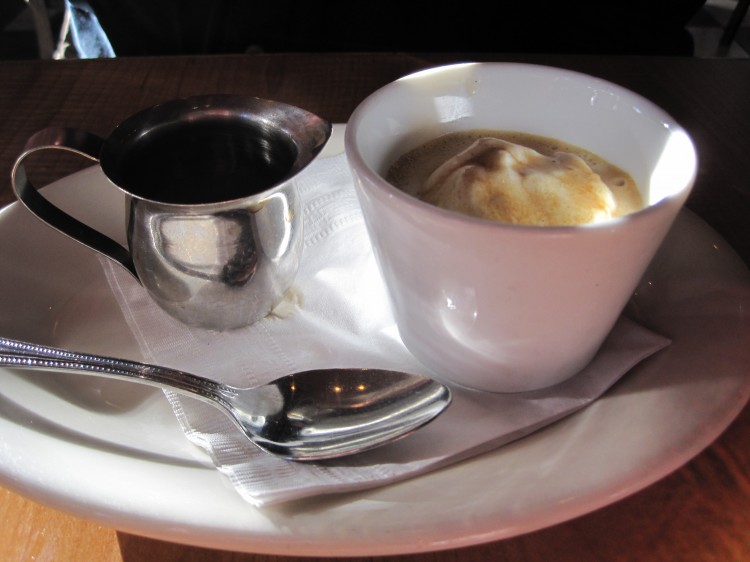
[12,95,331,330]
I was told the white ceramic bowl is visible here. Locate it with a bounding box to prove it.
[345,63,697,392]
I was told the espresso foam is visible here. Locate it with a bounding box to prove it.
[386,130,642,225]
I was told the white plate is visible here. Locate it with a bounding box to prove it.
[1,125,749,557]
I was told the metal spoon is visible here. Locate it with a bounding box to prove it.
[0,336,451,461]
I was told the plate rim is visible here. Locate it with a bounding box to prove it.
[0,125,749,556]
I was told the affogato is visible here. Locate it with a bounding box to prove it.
[386,130,643,227]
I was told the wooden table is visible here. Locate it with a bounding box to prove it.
[0,53,749,561]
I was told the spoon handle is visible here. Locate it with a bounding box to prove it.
[0,336,228,407]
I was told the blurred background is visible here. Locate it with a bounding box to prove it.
[0,0,748,60]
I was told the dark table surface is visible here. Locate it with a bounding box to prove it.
[0,52,748,562]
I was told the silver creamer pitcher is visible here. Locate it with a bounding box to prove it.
[12,95,332,330]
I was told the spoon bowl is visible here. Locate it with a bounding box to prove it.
[0,336,451,461]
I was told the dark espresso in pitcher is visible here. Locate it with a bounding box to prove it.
[106,118,297,205]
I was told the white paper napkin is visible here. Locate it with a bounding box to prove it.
[100,153,670,507]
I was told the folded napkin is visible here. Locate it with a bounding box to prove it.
[101,152,670,507]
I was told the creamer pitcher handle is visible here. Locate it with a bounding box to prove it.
[11,127,138,280]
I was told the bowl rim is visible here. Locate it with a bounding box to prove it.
[343,62,698,234]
